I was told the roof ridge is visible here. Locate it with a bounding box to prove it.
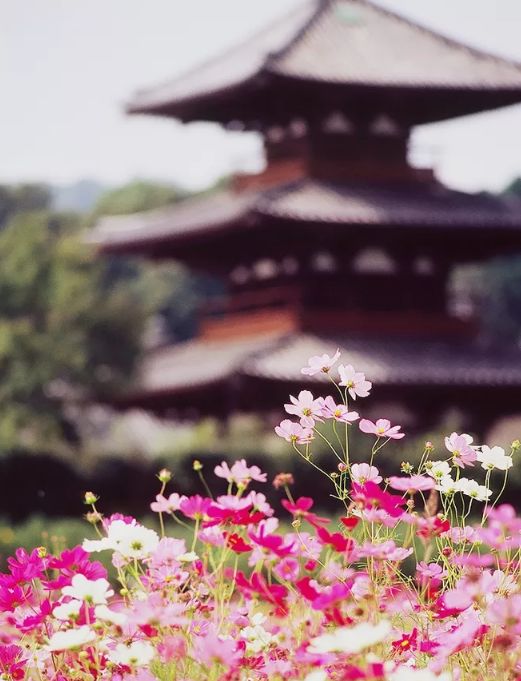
[127,1,319,113]
[266,0,521,79]
[354,0,521,71]
[264,0,328,69]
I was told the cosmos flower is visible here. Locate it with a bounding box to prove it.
[338,364,372,399]
[359,418,404,440]
[301,349,341,375]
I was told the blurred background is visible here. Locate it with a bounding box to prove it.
[3,0,521,550]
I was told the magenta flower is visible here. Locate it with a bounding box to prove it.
[351,481,407,518]
[281,497,330,528]
[444,432,477,468]
[301,349,340,375]
[359,418,404,439]
[320,395,359,423]
[338,363,372,399]
[0,645,26,680]
[388,475,435,493]
[274,419,313,444]
[179,495,212,520]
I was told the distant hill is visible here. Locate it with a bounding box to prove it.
[51,180,108,214]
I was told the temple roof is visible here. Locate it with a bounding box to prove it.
[115,332,521,413]
[91,180,521,263]
[127,0,521,124]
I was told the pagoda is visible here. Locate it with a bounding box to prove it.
[92,0,521,432]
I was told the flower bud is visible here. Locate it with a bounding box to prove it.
[192,459,203,472]
[83,491,98,505]
[157,468,172,483]
[425,441,434,451]
[272,473,294,489]
[400,461,413,474]
[512,439,521,452]
[36,546,47,558]
[441,547,452,557]
[85,511,102,525]
[337,463,348,472]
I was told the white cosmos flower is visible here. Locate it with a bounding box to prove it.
[477,445,513,472]
[62,574,113,605]
[94,604,127,627]
[426,461,451,480]
[53,599,82,620]
[241,613,277,653]
[435,475,459,495]
[457,478,492,502]
[48,626,96,651]
[178,551,199,563]
[108,640,155,666]
[308,620,391,654]
[83,520,159,560]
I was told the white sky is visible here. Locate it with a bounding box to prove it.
[3,0,521,193]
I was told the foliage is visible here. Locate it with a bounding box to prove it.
[0,211,149,451]
[0,183,52,226]
[0,350,520,680]
[92,180,187,218]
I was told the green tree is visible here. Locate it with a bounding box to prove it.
[0,183,51,227]
[0,211,150,451]
[92,180,224,343]
[92,180,187,218]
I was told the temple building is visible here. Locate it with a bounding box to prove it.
[92,0,521,432]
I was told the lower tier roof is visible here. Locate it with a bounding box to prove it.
[91,180,521,265]
[114,332,521,415]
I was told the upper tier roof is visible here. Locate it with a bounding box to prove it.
[90,180,521,267]
[127,0,521,124]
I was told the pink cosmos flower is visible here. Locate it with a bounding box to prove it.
[444,432,477,468]
[273,557,300,582]
[150,493,187,514]
[320,396,359,423]
[487,594,521,635]
[351,481,407,518]
[301,349,341,375]
[416,562,447,581]
[0,645,26,680]
[149,538,187,569]
[359,418,404,439]
[274,419,313,444]
[281,497,330,528]
[214,459,267,485]
[192,631,241,668]
[338,364,372,399]
[284,390,324,427]
[179,495,212,520]
[388,475,435,493]
[350,463,382,485]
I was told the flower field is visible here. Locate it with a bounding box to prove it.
[1,350,520,680]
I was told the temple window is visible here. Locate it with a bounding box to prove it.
[352,248,397,274]
[413,256,435,276]
[311,251,337,272]
[281,256,299,275]
[253,259,278,280]
[230,266,250,285]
